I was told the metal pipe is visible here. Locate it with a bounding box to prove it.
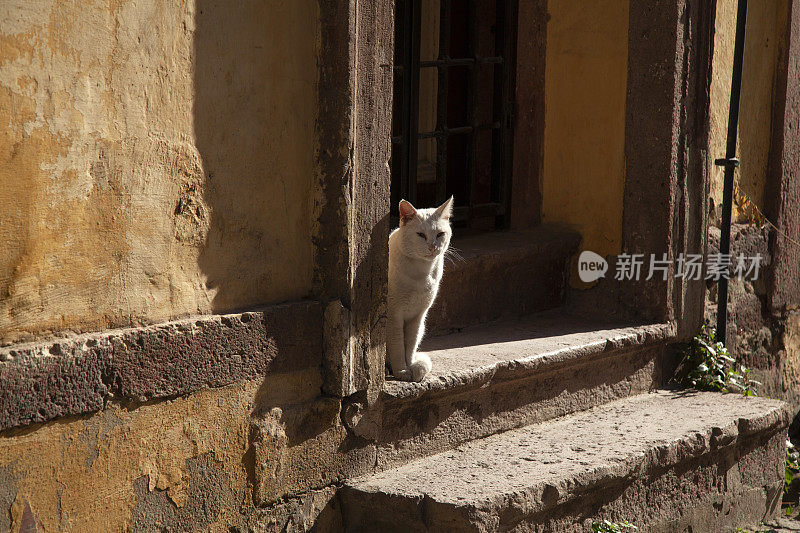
[465,0,479,216]
[715,0,748,343]
[435,0,451,205]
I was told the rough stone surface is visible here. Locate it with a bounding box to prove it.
[348,0,393,400]
[0,300,322,432]
[313,0,391,400]
[250,397,375,507]
[355,312,674,467]
[708,224,773,270]
[671,0,715,340]
[426,227,581,335]
[622,0,683,324]
[706,224,773,349]
[705,223,800,427]
[621,0,713,338]
[247,486,343,533]
[762,515,800,532]
[669,0,715,342]
[386,312,672,400]
[323,300,355,397]
[766,0,800,313]
[342,391,790,532]
[510,0,546,228]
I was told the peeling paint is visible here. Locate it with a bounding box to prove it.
[131,453,237,533]
[0,465,17,532]
[0,380,259,531]
[0,368,372,531]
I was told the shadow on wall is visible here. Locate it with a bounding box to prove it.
[193,1,318,313]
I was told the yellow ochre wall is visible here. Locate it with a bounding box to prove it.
[540,0,629,262]
[709,0,788,224]
[539,0,787,262]
[0,380,260,531]
[0,1,320,345]
[0,366,343,532]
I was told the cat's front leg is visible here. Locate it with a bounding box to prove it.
[403,311,432,382]
[387,313,410,380]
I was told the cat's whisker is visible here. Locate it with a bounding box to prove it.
[444,247,466,264]
[447,245,465,256]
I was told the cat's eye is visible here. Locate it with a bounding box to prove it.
[417,232,426,239]
[436,232,445,239]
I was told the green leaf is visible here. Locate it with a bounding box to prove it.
[676,326,759,397]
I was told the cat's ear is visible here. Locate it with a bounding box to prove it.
[434,196,454,220]
[399,199,417,225]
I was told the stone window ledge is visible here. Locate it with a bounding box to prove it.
[385,311,675,401]
[0,300,322,433]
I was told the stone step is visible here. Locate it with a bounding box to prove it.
[426,226,581,335]
[348,311,674,469]
[341,391,791,532]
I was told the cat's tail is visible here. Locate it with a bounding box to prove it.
[409,352,432,382]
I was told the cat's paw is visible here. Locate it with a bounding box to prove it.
[393,368,414,382]
[409,352,432,382]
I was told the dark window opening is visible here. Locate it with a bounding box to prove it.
[391,0,518,229]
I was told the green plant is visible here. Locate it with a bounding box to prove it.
[676,325,760,396]
[787,440,800,494]
[591,520,637,532]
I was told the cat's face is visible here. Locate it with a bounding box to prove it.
[396,197,453,260]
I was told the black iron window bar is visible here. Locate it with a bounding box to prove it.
[391,0,517,226]
[715,0,748,343]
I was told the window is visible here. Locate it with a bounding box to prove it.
[391,0,518,229]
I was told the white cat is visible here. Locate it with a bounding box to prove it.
[387,196,453,382]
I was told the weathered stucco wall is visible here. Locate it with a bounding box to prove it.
[0,366,372,532]
[540,0,628,261]
[0,380,260,532]
[0,1,392,529]
[708,0,787,223]
[0,1,319,345]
